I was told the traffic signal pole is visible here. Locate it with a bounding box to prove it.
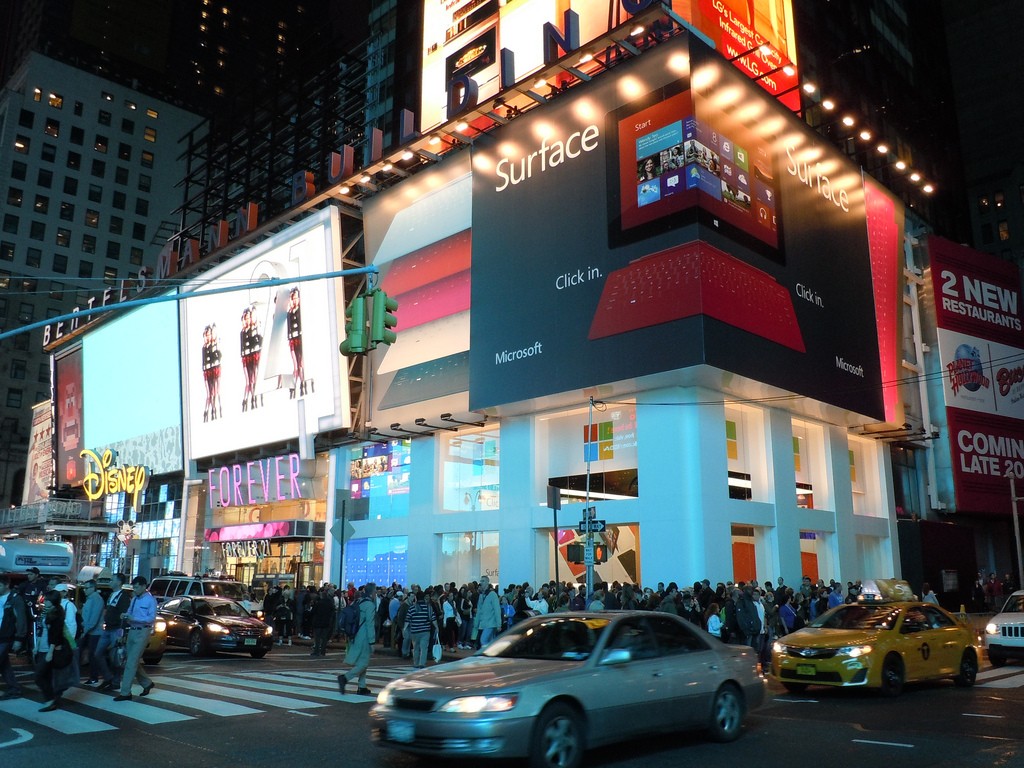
[585,396,594,603]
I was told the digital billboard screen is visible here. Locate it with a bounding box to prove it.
[469,32,885,420]
[181,207,349,459]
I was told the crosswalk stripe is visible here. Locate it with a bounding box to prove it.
[61,689,194,724]
[0,697,116,734]
[143,688,264,716]
[157,678,326,709]
[979,673,1024,688]
[183,673,382,702]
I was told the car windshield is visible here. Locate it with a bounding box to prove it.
[809,604,900,631]
[481,616,611,660]
[195,600,250,618]
[1000,594,1024,613]
[205,582,247,600]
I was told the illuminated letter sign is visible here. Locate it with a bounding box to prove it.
[80,448,150,510]
[207,452,305,510]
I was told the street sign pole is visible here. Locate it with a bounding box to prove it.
[585,397,594,603]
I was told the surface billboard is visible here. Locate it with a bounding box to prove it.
[469,32,887,419]
[180,207,350,459]
[929,235,1024,514]
[420,0,798,130]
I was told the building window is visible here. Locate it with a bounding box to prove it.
[98,109,111,125]
[112,191,126,209]
[59,201,74,221]
[29,220,45,241]
[999,220,1010,241]
[9,359,27,380]
[63,176,78,195]
[49,280,64,300]
[138,174,151,193]
[122,117,135,133]
[53,254,68,273]
[38,363,50,382]
[118,142,131,161]
[70,126,84,145]
[88,184,103,203]
[11,161,27,181]
[17,303,33,323]
[130,247,143,265]
[40,143,56,163]
[109,216,123,234]
[135,198,149,216]
[26,248,41,268]
[2,215,17,234]
[6,389,23,409]
[91,159,106,177]
[995,191,1005,209]
[67,151,81,170]
[33,195,48,214]
[144,126,157,142]
[79,260,93,279]
[44,117,60,137]
[94,134,108,153]
[18,109,34,128]
[73,101,83,116]
[82,234,97,253]
[106,241,121,259]
[14,135,30,153]
[85,209,100,228]
[37,169,52,188]
[48,92,63,109]
[6,188,22,207]
[141,151,154,168]
[56,228,71,247]
[115,166,129,185]
[104,265,117,285]
[132,222,146,241]
[146,108,158,118]
[0,242,12,261]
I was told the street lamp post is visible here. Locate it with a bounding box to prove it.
[1007,474,1024,593]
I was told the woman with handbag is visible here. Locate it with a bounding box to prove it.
[32,590,74,712]
[441,591,459,652]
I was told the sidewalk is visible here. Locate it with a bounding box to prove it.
[281,633,475,662]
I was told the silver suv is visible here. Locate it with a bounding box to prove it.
[984,590,1024,667]
[148,575,248,606]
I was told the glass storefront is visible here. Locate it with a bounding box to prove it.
[346,439,411,520]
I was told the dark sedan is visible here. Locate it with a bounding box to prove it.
[158,596,274,658]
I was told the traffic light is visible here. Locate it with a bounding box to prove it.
[368,288,398,347]
[566,543,584,564]
[339,293,368,356]
[593,543,609,563]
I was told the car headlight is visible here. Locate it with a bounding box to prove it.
[264,625,274,636]
[207,622,231,634]
[154,620,167,633]
[837,645,872,658]
[985,623,999,635]
[437,695,519,714]
[376,688,394,706]
[772,641,787,654]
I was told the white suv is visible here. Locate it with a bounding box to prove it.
[985,590,1024,667]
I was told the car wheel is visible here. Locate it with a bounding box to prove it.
[142,655,163,665]
[988,652,1006,668]
[954,649,978,687]
[529,702,584,768]
[250,649,269,659]
[782,682,809,694]
[189,630,206,657]
[707,683,744,742]
[879,654,904,697]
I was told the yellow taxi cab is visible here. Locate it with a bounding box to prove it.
[770,579,978,697]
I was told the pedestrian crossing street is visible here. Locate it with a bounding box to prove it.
[0,665,415,736]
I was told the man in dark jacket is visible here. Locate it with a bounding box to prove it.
[94,573,132,691]
[736,586,762,648]
[309,587,336,657]
[0,576,29,699]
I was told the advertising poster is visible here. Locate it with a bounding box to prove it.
[54,348,84,488]
[469,32,884,419]
[420,0,797,130]
[181,208,349,459]
[929,235,1024,514]
[22,401,53,504]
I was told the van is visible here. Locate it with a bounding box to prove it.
[148,575,249,606]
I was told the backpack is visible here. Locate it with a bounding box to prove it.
[340,598,364,639]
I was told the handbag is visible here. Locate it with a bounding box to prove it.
[454,612,463,627]
[431,640,443,662]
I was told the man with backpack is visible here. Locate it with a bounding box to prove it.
[0,576,30,699]
[337,583,376,696]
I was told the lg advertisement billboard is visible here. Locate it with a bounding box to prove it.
[420,0,798,131]
[929,235,1024,515]
[181,207,350,459]
[469,32,899,420]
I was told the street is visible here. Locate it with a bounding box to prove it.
[0,645,1021,768]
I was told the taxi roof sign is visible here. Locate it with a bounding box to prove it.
[859,578,916,602]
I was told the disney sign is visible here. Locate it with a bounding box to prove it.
[81,448,150,510]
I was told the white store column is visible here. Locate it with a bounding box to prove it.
[635,386,732,586]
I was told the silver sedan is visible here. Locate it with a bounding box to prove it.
[370,611,765,768]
